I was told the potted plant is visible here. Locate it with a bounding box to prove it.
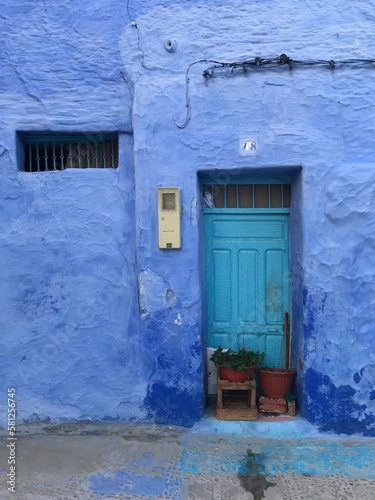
[210,346,265,383]
[285,390,296,416]
[257,367,296,398]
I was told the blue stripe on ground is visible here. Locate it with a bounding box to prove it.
[180,437,375,478]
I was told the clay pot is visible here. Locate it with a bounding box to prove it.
[257,368,296,398]
[244,365,256,379]
[219,367,248,383]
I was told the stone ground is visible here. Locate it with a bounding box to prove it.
[1,417,375,499]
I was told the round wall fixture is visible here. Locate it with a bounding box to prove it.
[165,39,177,53]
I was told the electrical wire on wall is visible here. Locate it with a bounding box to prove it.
[175,59,229,129]
[175,53,375,129]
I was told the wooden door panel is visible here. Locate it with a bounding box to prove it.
[212,249,232,323]
[205,214,289,361]
[238,250,257,323]
[264,334,285,368]
[266,249,287,324]
[212,220,285,239]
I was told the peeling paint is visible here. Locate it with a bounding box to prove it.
[174,313,182,326]
[305,368,375,436]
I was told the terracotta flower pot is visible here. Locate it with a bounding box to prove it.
[244,365,256,379]
[219,367,248,383]
[257,368,296,398]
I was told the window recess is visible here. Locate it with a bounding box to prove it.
[20,133,118,172]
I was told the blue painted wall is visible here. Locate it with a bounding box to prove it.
[1,0,375,434]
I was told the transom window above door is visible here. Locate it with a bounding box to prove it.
[202,182,291,211]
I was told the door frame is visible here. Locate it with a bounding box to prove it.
[198,170,303,398]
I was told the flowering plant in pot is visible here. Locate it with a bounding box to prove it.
[210,346,265,383]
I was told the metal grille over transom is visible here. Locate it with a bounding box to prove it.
[21,133,118,172]
[203,183,291,210]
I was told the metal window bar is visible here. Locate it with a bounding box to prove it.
[68,143,73,169]
[86,142,90,168]
[102,141,106,168]
[270,184,282,208]
[60,143,64,169]
[111,139,115,168]
[52,143,56,171]
[35,143,40,172]
[203,182,291,210]
[77,142,82,169]
[22,134,118,172]
[94,141,99,168]
[44,143,48,171]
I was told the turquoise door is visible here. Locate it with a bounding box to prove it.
[204,213,290,368]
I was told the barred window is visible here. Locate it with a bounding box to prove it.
[20,133,118,172]
[202,183,291,209]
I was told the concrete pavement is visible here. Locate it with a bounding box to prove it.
[1,416,375,499]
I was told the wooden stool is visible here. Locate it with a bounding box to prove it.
[216,374,258,420]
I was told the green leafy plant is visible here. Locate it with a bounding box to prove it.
[284,390,296,401]
[210,346,265,372]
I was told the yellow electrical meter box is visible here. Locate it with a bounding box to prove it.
[158,187,181,249]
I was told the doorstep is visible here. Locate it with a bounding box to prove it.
[206,390,298,422]
[205,401,298,422]
[198,403,344,441]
